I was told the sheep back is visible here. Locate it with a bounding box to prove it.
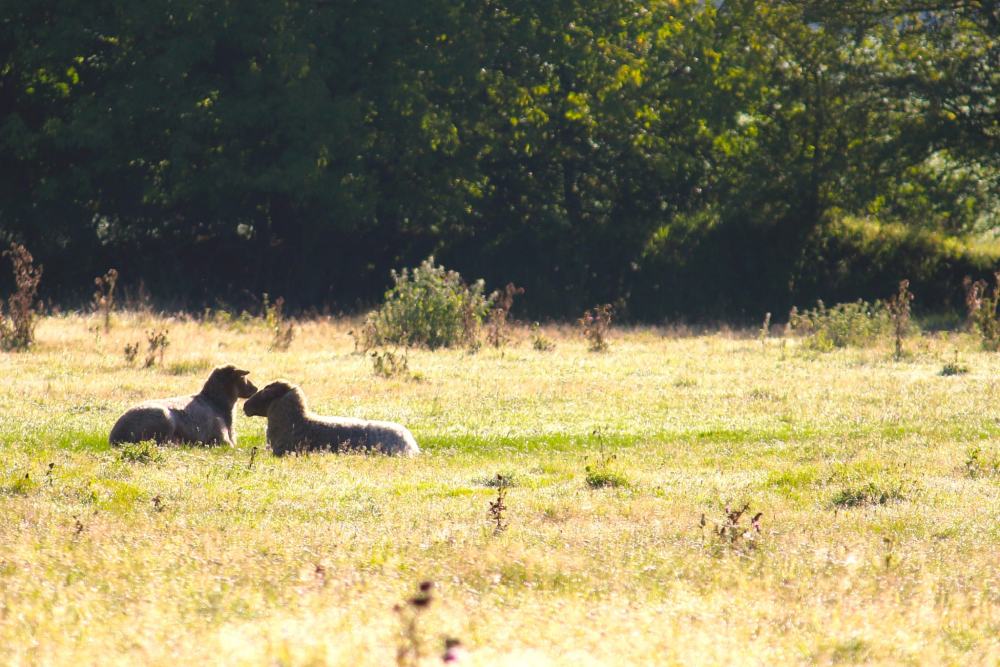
[109,395,233,445]
[265,390,419,456]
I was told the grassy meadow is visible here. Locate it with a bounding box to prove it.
[1,313,999,665]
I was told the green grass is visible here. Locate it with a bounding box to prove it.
[583,468,631,489]
[166,357,215,375]
[1,313,999,665]
[830,481,908,509]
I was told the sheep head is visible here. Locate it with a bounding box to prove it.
[244,380,295,417]
[202,365,257,405]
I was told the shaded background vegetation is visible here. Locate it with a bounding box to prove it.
[1,0,997,320]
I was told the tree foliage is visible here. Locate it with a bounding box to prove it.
[0,0,996,318]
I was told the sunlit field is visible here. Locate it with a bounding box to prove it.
[1,313,999,665]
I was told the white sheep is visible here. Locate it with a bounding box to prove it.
[243,381,420,456]
[109,365,257,446]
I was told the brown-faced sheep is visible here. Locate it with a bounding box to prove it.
[243,381,420,456]
[109,365,257,446]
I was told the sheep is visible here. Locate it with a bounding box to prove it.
[109,365,257,446]
[243,381,420,456]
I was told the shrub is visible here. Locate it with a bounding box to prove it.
[940,349,969,376]
[0,243,43,351]
[349,318,380,354]
[633,212,1000,323]
[487,473,512,533]
[531,322,555,351]
[886,279,914,360]
[940,360,970,376]
[701,504,763,554]
[966,273,1000,351]
[363,257,493,350]
[204,306,254,332]
[788,299,890,350]
[144,329,170,367]
[93,268,119,332]
[123,341,140,365]
[1,471,38,496]
[395,581,435,667]
[584,432,629,488]
[262,293,295,351]
[963,275,985,331]
[370,349,410,379]
[585,467,630,489]
[485,283,524,349]
[758,312,771,349]
[579,304,614,352]
[964,447,1000,479]
[830,481,906,508]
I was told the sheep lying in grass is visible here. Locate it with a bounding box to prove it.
[109,365,257,446]
[243,381,420,456]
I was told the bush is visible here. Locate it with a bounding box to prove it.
[584,467,630,489]
[965,273,1000,351]
[363,257,493,349]
[579,304,614,352]
[940,360,970,376]
[370,349,411,379]
[632,214,999,322]
[485,282,523,349]
[531,322,555,351]
[788,299,890,350]
[143,329,170,367]
[262,293,295,351]
[830,481,906,508]
[584,433,630,489]
[0,243,43,351]
[964,447,1000,479]
[886,279,914,360]
[797,216,996,319]
[92,268,119,333]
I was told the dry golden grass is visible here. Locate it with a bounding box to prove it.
[1,313,999,665]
